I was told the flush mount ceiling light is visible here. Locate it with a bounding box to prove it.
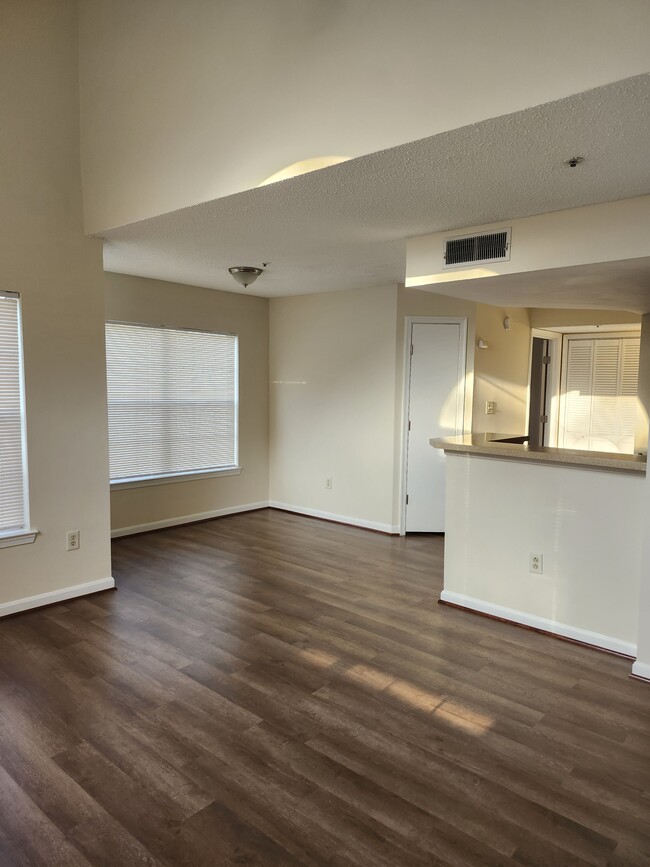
[228,265,265,288]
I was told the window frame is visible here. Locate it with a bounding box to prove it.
[106,320,241,489]
[0,290,36,548]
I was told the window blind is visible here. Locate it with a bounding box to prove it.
[0,293,27,532]
[106,323,238,482]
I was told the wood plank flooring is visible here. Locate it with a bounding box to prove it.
[0,508,649,865]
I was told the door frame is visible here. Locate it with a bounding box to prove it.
[526,328,562,446]
[399,316,468,535]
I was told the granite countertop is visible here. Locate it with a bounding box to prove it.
[431,433,647,474]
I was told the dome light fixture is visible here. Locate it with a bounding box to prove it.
[228,265,265,288]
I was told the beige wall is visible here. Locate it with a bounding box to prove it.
[270,285,399,531]
[0,1,112,605]
[269,286,537,531]
[105,274,269,533]
[472,305,531,435]
[78,0,650,232]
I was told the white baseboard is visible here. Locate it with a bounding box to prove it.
[269,501,399,534]
[631,660,650,681]
[440,590,636,657]
[0,577,115,619]
[111,501,270,538]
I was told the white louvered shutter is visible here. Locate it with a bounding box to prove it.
[0,293,28,532]
[561,336,640,454]
[619,338,640,454]
[590,339,621,452]
[562,339,594,450]
[106,323,238,482]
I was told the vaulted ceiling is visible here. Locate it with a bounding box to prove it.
[102,75,650,306]
[79,2,650,308]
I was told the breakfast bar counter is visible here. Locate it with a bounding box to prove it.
[429,433,645,657]
[431,433,646,474]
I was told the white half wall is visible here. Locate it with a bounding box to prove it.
[633,314,650,679]
[633,465,650,676]
[442,452,643,650]
[269,285,399,530]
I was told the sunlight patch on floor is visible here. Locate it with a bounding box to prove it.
[434,701,494,735]
[297,647,339,669]
[344,663,396,690]
[386,679,444,712]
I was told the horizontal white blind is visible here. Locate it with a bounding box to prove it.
[106,323,238,482]
[0,295,27,532]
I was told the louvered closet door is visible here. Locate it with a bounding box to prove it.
[619,338,640,453]
[560,336,639,454]
[562,339,594,450]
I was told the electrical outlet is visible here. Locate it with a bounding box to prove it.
[529,552,543,574]
[66,530,80,551]
[485,400,496,415]
[325,477,332,490]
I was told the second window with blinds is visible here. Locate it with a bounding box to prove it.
[105,323,239,485]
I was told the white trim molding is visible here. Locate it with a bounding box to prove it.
[269,502,399,535]
[0,528,38,549]
[631,660,650,681]
[440,590,636,657]
[111,466,242,491]
[111,501,269,538]
[0,577,115,619]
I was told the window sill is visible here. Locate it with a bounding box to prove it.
[110,466,242,491]
[0,529,38,550]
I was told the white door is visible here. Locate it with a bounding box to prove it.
[405,321,466,532]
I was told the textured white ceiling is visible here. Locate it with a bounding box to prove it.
[102,75,650,307]
[418,259,650,314]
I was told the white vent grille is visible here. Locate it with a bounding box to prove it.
[443,229,511,270]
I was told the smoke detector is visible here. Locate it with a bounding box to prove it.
[564,156,585,168]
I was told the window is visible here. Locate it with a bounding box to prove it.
[105,322,238,485]
[559,334,640,454]
[0,291,34,546]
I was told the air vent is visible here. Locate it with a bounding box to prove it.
[443,228,511,270]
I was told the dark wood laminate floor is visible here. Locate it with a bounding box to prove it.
[0,509,649,866]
